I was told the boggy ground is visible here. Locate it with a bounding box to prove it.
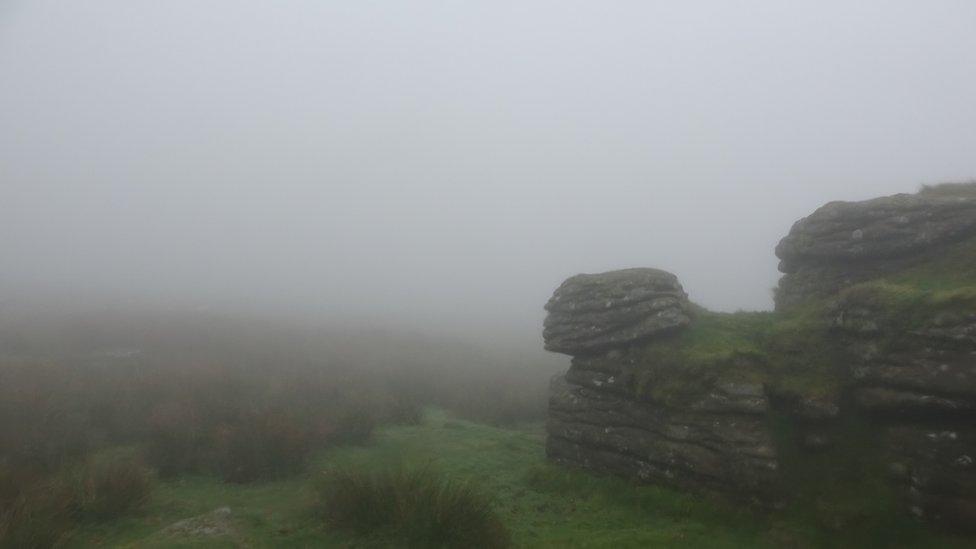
[69,409,968,548]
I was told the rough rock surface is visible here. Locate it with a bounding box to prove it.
[774,192,976,308]
[159,507,238,541]
[883,426,976,526]
[548,369,778,501]
[828,293,976,526]
[543,268,690,355]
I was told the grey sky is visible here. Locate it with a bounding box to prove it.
[2,1,975,341]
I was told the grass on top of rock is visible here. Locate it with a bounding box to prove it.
[825,232,976,344]
[884,231,976,293]
[618,304,844,405]
[917,180,976,197]
[627,308,774,406]
[628,227,976,404]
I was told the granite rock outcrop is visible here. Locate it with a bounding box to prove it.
[543,183,976,529]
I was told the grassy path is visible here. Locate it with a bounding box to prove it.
[69,410,965,548]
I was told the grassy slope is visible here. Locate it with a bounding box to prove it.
[66,410,759,548]
[68,410,970,548]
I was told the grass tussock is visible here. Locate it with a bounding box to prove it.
[71,455,153,521]
[0,478,75,549]
[314,467,511,548]
[0,311,557,482]
[0,454,152,548]
[0,310,557,544]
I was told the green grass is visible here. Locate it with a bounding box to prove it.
[63,410,970,548]
[63,410,741,548]
[600,306,842,405]
[313,466,510,547]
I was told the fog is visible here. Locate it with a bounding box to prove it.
[2,1,975,345]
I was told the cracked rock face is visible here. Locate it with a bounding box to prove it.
[543,268,691,355]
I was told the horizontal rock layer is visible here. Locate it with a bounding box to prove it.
[775,192,976,308]
[776,193,976,266]
[547,374,779,501]
[543,268,690,355]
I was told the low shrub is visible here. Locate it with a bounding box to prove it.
[382,396,424,426]
[314,467,511,548]
[213,411,311,483]
[444,384,548,426]
[144,400,209,477]
[330,409,376,445]
[0,454,152,547]
[73,455,153,520]
[0,477,75,549]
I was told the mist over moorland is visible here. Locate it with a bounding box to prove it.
[2,1,976,547]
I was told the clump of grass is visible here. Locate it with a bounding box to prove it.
[381,396,424,426]
[0,478,75,549]
[144,400,210,478]
[524,463,755,530]
[212,411,312,483]
[0,454,153,548]
[314,467,511,548]
[72,455,154,520]
[329,408,377,445]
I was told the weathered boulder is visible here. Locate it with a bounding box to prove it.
[543,268,690,355]
[775,191,976,308]
[777,193,976,265]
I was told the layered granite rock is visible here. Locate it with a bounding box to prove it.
[543,268,690,355]
[775,191,976,309]
[828,290,976,525]
[547,360,779,501]
[542,268,779,503]
[544,184,976,530]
